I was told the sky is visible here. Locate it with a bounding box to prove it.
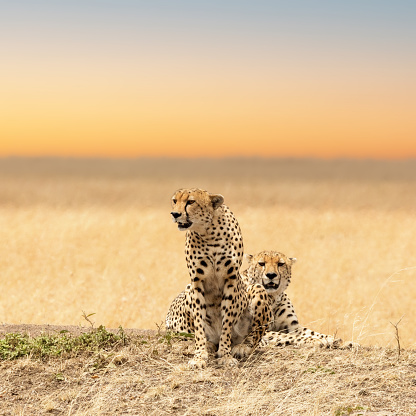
[1,0,415,159]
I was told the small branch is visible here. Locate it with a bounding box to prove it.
[82,311,96,328]
[390,315,404,359]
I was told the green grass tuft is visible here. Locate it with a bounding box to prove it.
[0,325,128,360]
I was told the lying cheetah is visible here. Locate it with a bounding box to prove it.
[242,251,344,348]
[166,188,272,368]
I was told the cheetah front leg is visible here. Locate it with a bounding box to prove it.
[216,304,239,367]
[188,284,209,368]
[232,283,271,359]
[216,267,244,366]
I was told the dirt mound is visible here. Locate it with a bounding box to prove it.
[0,323,156,338]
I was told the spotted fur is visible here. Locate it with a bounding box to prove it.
[166,188,272,368]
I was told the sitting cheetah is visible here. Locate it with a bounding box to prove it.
[166,188,272,368]
[242,251,344,348]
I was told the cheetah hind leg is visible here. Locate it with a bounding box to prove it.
[232,284,272,359]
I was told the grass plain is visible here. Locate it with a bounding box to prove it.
[1,157,416,416]
[1,157,416,348]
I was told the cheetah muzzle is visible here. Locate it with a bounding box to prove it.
[170,211,193,231]
[264,281,280,291]
[176,219,193,231]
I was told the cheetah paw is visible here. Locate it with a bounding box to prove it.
[206,341,217,354]
[231,344,253,359]
[216,355,239,367]
[340,340,360,350]
[188,357,207,369]
[332,338,343,348]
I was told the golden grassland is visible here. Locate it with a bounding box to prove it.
[1,158,416,348]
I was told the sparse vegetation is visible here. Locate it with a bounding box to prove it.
[334,406,366,416]
[0,325,128,360]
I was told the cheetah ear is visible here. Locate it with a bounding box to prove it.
[210,194,224,210]
[289,257,297,265]
[244,254,253,263]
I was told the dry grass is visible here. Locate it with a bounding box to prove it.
[1,158,416,415]
[1,329,416,415]
[1,158,416,349]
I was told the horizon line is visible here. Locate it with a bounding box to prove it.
[1,155,416,162]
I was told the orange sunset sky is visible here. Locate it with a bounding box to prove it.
[1,1,416,159]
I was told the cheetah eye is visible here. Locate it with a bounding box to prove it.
[278,262,285,267]
[186,200,196,205]
[258,262,265,267]
[172,199,177,204]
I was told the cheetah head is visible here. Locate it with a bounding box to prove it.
[170,188,224,232]
[244,251,296,296]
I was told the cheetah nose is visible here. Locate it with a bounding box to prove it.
[266,273,277,279]
[171,212,181,219]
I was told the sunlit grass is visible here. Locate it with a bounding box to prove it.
[1,158,415,348]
